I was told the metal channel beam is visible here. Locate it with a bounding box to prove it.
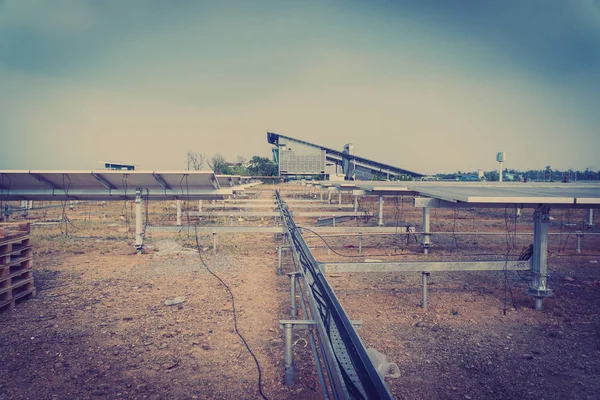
[91,172,116,190]
[276,190,393,400]
[152,173,171,191]
[319,260,531,274]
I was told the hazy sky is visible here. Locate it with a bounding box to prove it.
[1,1,599,174]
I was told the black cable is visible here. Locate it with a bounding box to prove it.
[502,207,517,315]
[185,176,268,400]
[298,226,410,258]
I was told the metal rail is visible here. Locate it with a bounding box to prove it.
[275,189,393,400]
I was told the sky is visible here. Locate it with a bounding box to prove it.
[1,0,599,174]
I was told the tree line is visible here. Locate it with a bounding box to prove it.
[186,151,277,176]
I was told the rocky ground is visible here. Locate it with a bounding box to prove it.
[1,187,599,399]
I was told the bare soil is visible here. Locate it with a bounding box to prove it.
[1,187,599,400]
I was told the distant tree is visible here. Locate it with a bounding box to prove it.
[187,151,205,171]
[545,165,552,181]
[208,154,231,174]
[247,156,277,176]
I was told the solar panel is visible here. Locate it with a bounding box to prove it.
[0,170,241,201]
[316,180,600,207]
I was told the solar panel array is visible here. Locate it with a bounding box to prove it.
[0,170,258,201]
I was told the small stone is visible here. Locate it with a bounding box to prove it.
[201,345,210,351]
[164,297,186,306]
[522,354,534,360]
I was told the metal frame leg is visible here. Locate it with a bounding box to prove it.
[288,272,301,317]
[421,207,431,254]
[284,323,294,385]
[527,208,553,310]
[135,189,143,250]
[378,195,384,226]
[358,232,362,255]
[277,245,283,275]
[421,271,430,309]
[586,209,594,228]
[176,200,182,226]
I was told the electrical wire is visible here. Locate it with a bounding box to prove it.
[184,176,268,400]
[502,206,517,315]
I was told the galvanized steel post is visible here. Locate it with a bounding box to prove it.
[586,209,594,228]
[176,200,182,226]
[135,189,143,249]
[284,323,294,385]
[527,208,552,310]
[576,231,582,253]
[422,207,432,254]
[212,230,217,252]
[378,195,384,226]
[288,272,301,318]
[421,271,430,309]
[358,232,363,255]
[277,245,283,275]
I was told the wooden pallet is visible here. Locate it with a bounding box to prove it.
[0,223,36,312]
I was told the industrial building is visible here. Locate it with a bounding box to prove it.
[267,132,423,181]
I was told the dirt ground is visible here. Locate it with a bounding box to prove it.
[1,186,599,400]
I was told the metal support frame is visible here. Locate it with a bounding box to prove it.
[377,195,384,226]
[576,231,582,253]
[338,191,342,205]
[279,319,362,387]
[586,209,594,228]
[212,231,217,252]
[353,196,358,212]
[527,207,553,310]
[198,200,202,212]
[421,271,430,309]
[275,190,393,399]
[421,207,432,254]
[135,189,143,250]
